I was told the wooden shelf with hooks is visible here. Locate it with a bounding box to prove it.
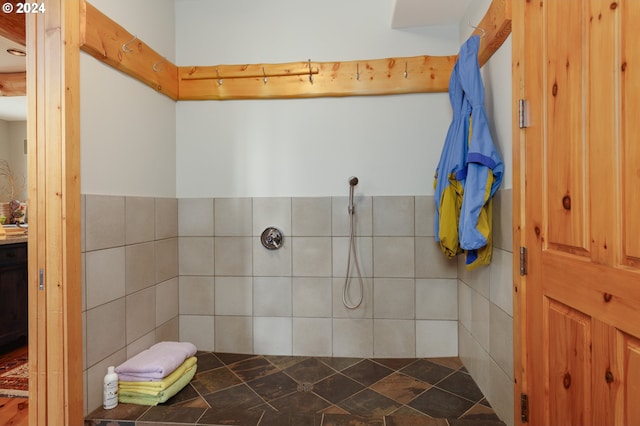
[78,0,511,101]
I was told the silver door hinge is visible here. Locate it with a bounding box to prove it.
[519,247,528,276]
[519,99,529,128]
[39,268,44,291]
[521,393,529,423]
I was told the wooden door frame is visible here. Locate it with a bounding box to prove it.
[512,0,525,425]
[26,1,83,424]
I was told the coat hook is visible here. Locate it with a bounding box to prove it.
[263,67,268,85]
[216,68,222,86]
[404,62,408,79]
[153,58,166,73]
[468,20,486,38]
[356,63,360,81]
[122,35,137,53]
[308,59,313,84]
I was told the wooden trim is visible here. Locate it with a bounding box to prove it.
[79,2,179,100]
[511,1,524,424]
[0,1,25,46]
[78,0,511,100]
[0,72,26,96]
[27,0,83,424]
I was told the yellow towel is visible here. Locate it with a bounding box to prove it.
[119,356,197,392]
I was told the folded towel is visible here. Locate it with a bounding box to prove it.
[118,364,197,406]
[115,341,197,380]
[119,357,197,390]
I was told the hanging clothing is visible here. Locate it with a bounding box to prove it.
[434,35,504,269]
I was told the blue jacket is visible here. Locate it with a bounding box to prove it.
[434,35,504,268]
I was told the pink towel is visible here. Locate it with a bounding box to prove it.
[115,341,197,380]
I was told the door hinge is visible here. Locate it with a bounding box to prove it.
[519,246,528,276]
[519,99,529,128]
[39,268,44,291]
[520,393,529,423]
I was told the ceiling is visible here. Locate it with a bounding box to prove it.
[0,0,472,122]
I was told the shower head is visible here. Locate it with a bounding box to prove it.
[349,176,359,187]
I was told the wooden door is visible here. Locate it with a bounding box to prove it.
[514,0,640,424]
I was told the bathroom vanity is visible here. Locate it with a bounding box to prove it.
[0,237,28,349]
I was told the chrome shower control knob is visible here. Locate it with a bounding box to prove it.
[260,227,284,250]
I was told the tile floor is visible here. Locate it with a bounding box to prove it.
[85,352,506,426]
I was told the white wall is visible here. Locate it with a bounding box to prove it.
[175,0,460,198]
[80,0,176,197]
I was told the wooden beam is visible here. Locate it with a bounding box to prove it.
[79,0,510,100]
[0,1,25,46]
[0,72,26,96]
[79,2,178,100]
[178,56,456,100]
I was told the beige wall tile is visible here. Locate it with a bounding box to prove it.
[332,195,372,237]
[292,277,332,318]
[416,320,458,357]
[126,287,156,344]
[156,237,179,282]
[254,317,292,355]
[415,196,435,237]
[471,289,490,351]
[179,276,215,315]
[215,315,253,353]
[415,237,457,279]
[332,318,373,357]
[490,303,514,381]
[86,348,127,416]
[178,198,214,236]
[253,238,291,276]
[178,237,214,276]
[252,197,291,236]
[180,314,215,351]
[293,317,332,356]
[292,237,332,277]
[86,247,125,310]
[292,197,331,236]
[214,237,253,276]
[155,198,178,239]
[253,277,292,317]
[373,196,415,236]
[490,248,513,315]
[332,277,373,319]
[156,277,179,326]
[373,237,415,278]
[215,276,253,316]
[155,316,179,342]
[85,298,126,366]
[85,195,125,251]
[215,197,252,236]
[374,319,416,357]
[493,189,512,252]
[373,278,415,320]
[332,236,373,278]
[125,196,155,244]
[125,242,156,295]
[126,331,156,360]
[415,279,458,320]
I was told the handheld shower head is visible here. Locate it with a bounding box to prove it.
[349,176,359,186]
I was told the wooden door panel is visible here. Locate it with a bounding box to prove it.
[545,0,588,254]
[620,332,640,425]
[547,300,591,426]
[621,0,640,266]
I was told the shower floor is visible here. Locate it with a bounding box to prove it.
[85,352,506,426]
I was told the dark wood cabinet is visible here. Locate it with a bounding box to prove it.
[0,242,28,347]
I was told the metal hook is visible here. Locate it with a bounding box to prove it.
[404,62,408,79]
[468,20,486,38]
[263,67,268,85]
[216,68,222,86]
[356,63,360,81]
[308,59,313,84]
[153,58,166,73]
[122,35,137,53]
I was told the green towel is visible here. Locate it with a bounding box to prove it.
[118,364,197,406]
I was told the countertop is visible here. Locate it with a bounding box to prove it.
[0,235,28,245]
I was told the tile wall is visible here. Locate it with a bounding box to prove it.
[458,188,514,426]
[177,195,459,359]
[81,195,180,414]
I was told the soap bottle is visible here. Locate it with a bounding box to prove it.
[103,366,118,409]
